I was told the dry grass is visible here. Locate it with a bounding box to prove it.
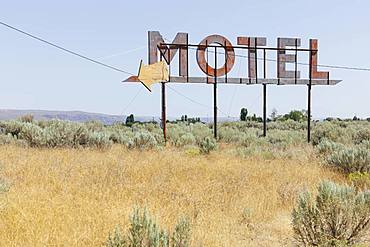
[0,145,343,246]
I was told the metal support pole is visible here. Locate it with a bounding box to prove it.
[308,47,312,143]
[214,82,217,139]
[214,46,218,139]
[263,48,267,137]
[307,84,311,143]
[161,47,168,143]
[263,84,267,137]
[162,82,166,143]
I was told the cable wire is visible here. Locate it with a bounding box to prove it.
[167,84,229,117]
[167,85,210,109]
[120,87,143,116]
[0,21,134,75]
[2,22,369,119]
[99,45,146,60]
[185,45,370,72]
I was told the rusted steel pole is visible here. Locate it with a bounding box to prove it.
[214,82,217,139]
[263,84,267,137]
[214,46,218,139]
[263,48,267,137]
[161,82,166,143]
[308,48,312,143]
[307,84,311,143]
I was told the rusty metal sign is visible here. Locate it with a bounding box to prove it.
[123,31,342,143]
[125,31,341,86]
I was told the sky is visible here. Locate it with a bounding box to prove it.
[0,0,369,119]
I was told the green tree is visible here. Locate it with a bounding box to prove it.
[125,114,135,126]
[270,108,278,121]
[282,110,307,122]
[240,108,248,121]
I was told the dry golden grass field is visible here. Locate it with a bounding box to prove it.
[0,145,344,246]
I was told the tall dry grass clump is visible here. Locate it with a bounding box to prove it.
[0,145,342,246]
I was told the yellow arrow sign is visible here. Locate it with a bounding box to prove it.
[137,60,169,92]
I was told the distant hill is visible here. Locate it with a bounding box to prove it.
[0,109,130,125]
[0,109,237,124]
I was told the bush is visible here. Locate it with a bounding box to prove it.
[327,146,370,174]
[171,217,191,247]
[132,131,158,150]
[0,178,9,194]
[349,172,370,191]
[199,136,217,154]
[87,132,112,149]
[353,127,370,144]
[292,181,370,246]
[19,123,46,147]
[19,114,34,123]
[311,122,345,145]
[0,133,16,145]
[1,120,26,138]
[266,130,305,149]
[106,207,191,247]
[177,133,196,147]
[106,227,126,247]
[316,139,345,155]
[360,140,370,150]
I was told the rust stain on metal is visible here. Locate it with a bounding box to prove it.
[277,37,301,78]
[310,39,329,79]
[148,31,188,77]
[124,31,341,86]
[123,31,343,144]
[237,37,266,79]
[196,34,235,78]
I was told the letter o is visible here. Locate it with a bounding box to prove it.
[196,34,235,77]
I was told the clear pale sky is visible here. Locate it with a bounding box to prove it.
[0,0,369,119]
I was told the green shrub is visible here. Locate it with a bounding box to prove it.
[106,207,191,247]
[311,122,343,145]
[19,123,46,147]
[267,130,305,149]
[360,140,370,150]
[132,131,158,150]
[126,207,169,247]
[0,133,16,145]
[176,133,196,147]
[106,227,126,247]
[349,172,370,190]
[327,146,370,174]
[199,136,217,154]
[87,132,112,149]
[42,121,90,147]
[0,178,9,194]
[184,146,201,157]
[190,123,213,145]
[18,114,34,123]
[292,181,370,246]
[218,126,244,143]
[171,217,191,247]
[1,120,26,138]
[240,133,260,148]
[352,127,370,144]
[316,139,345,155]
[110,133,134,148]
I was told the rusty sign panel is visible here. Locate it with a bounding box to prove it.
[122,31,343,144]
[125,31,341,85]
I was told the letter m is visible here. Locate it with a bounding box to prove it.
[148,31,188,77]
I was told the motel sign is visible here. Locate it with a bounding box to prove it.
[124,31,342,142]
